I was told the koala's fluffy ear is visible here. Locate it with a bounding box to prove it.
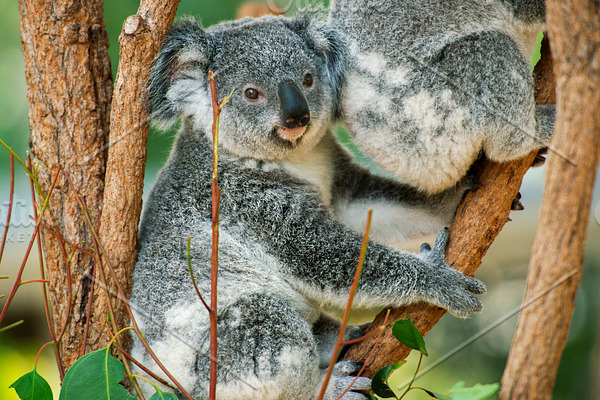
[148,17,213,129]
[285,18,348,117]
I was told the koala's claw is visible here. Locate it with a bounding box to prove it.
[419,228,486,318]
[332,361,364,377]
[438,267,486,318]
[469,177,485,191]
[419,228,449,266]
[322,361,371,400]
[511,192,524,211]
[532,147,548,168]
[466,276,487,295]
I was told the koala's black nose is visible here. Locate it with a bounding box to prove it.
[278,82,310,128]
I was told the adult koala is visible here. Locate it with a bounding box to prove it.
[130,15,485,400]
[329,0,554,194]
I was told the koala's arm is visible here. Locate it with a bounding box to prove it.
[331,144,470,243]
[220,168,484,317]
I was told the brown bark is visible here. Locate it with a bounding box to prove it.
[19,0,181,374]
[342,40,557,376]
[97,0,180,345]
[499,1,600,398]
[18,0,112,373]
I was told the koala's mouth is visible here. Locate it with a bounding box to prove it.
[275,125,307,143]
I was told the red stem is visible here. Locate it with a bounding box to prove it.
[28,156,64,379]
[208,70,221,400]
[113,342,174,389]
[336,310,391,400]
[51,227,75,344]
[19,279,50,285]
[81,208,103,357]
[62,171,194,400]
[0,165,61,328]
[0,153,14,264]
[81,255,98,357]
[318,210,373,400]
[341,327,383,345]
[34,342,55,367]
[187,237,212,313]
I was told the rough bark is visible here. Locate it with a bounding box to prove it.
[499,1,600,398]
[19,0,181,374]
[342,40,557,376]
[18,0,112,373]
[97,0,180,346]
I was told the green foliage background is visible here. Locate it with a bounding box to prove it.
[0,1,599,399]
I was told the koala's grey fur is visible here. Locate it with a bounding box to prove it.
[130,15,485,400]
[329,0,554,193]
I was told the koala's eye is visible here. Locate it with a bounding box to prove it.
[302,73,313,89]
[244,88,260,101]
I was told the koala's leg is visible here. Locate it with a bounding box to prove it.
[312,313,365,369]
[188,292,320,399]
[194,294,371,400]
[435,31,554,163]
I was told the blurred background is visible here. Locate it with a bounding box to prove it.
[0,0,599,399]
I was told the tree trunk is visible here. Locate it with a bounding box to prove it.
[97,0,180,350]
[342,39,557,377]
[499,1,600,398]
[18,0,112,374]
[18,0,180,375]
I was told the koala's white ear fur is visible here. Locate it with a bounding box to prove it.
[310,23,347,112]
[148,17,213,129]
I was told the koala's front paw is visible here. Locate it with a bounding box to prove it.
[418,229,487,318]
[321,361,371,400]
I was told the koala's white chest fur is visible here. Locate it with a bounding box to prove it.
[280,135,335,206]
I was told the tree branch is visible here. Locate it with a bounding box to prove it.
[342,38,556,377]
[18,0,112,372]
[97,0,180,340]
[499,1,600,397]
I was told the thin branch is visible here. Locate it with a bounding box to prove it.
[0,153,14,264]
[62,169,194,400]
[499,3,600,396]
[336,310,391,400]
[0,165,61,327]
[27,155,64,380]
[398,353,423,399]
[208,70,222,400]
[342,37,557,376]
[113,342,174,389]
[186,236,211,314]
[318,210,373,400]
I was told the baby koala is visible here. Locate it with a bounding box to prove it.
[130,15,485,400]
[329,0,554,193]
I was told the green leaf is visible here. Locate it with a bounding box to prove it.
[371,362,403,399]
[9,368,54,400]
[391,319,428,356]
[417,387,446,399]
[446,381,500,400]
[148,389,178,400]
[59,347,135,400]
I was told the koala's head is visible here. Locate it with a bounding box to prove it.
[149,16,346,160]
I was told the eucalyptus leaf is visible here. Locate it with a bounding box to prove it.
[149,389,178,400]
[447,381,500,400]
[371,361,403,399]
[59,347,135,400]
[391,318,428,356]
[418,387,446,399]
[9,368,53,400]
